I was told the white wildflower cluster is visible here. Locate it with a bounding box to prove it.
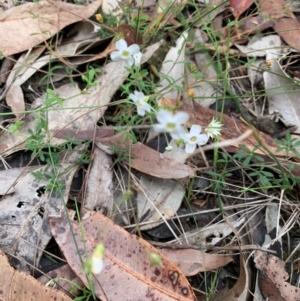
[129,97,222,153]
[153,110,212,154]
[110,39,223,154]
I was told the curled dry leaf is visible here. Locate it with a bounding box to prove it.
[84,146,114,215]
[136,174,187,230]
[264,58,300,134]
[159,248,233,276]
[49,210,196,301]
[0,250,72,301]
[0,0,103,57]
[158,30,188,99]
[254,251,300,301]
[5,84,25,118]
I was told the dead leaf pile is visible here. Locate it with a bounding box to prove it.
[1,0,300,300]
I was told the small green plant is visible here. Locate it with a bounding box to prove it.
[81,67,98,90]
[232,144,265,168]
[45,89,65,106]
[9,119,24,134]
[275,133,300,158]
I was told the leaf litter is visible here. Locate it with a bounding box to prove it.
[0,0,300,300]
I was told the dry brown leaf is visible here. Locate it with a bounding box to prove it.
[230,0,254,19]
[49,210,196,301]
[273,17,300,52]
[56,129,196,179]
[259,0,300,51]
[259,0,293,20]
[159,248,233,276]
[254,251,300,301]
[0,41,162,157]
[129,142,196,178]
[0,250,72,301]
[181,102,292,157]
[0,0,103,57]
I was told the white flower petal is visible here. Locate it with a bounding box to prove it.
[153,123,166,132]
[174,111,189,124]
[190,124,201,135]
[110,51,121,61]
[185,143,196,153]
[128,44,140,55]
[133,52,142,65]
[137,107,145,116]
[176,127,188,140]
[115,39,127,51]
[125,57,135,66]
[129,93,137,102]
[134,91,145,99]
[197,134,209,145]
[143,102,151,113]
[170,131,180,139]
[156,110,171,124]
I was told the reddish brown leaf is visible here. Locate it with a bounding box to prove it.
[0,250,72,301]
[259,0,300,51]
[129,142,196,179]
[114,24,143,45]
[159,248,233,276]
[49,210,196,301]
[260,0,294,20]
[274,18,300,52]
[230,0,254,19]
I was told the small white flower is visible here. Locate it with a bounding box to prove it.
[184,124,209,153]
[110,39,140,67]
[91,256,103,275]
[129,91,151,116]
[205,118,222,138]
[133,51,142,66]
[91,243,105,275]
[153,110,189,139]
